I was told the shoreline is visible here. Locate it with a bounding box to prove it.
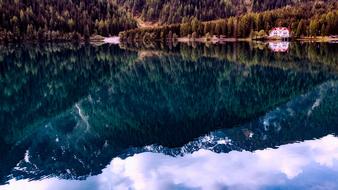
[176,36,338,44]
[2,35,336,45]
[177,37,251,43]
[11,35,334,45]
[297,36,338,42]
[114,36,338,45]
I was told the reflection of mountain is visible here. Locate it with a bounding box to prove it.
[3,135,338,190]
[0,44,138,183]
[129,80,338,156]
[0,43,336,185]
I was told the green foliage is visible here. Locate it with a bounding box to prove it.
[120,3,338,41]
[115,0,307,24]
[119,24,181,43]
[1,0,337,41]
[0,0,137,42]
[296,19,306,37]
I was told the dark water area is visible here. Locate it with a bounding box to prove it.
[0,42,338,190]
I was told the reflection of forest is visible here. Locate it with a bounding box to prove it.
[0,42,336,184]
[121,41,338,74]
[0,43,139,184]
[0,44,138,142]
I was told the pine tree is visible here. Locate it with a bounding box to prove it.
[296,20,306,37]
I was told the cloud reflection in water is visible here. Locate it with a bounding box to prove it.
[2,135,338,190]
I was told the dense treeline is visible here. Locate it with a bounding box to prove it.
[120,24,181,43]
[120,2,338,42]
[0,0,137,42]
[115,0,306,24]
[0,0,336,42]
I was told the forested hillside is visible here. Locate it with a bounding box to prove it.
[0,0,337,42]
[115,0,309,24]
[120,1,338,42]
[0,0,137,41]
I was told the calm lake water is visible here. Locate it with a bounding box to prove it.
[0,42,338,190]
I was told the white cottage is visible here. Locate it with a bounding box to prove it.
[269,27,290,38]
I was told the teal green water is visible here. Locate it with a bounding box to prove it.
[0,42,338,190]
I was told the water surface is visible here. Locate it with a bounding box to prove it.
[0,42,338,190]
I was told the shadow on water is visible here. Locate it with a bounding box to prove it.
[0,42,337,184]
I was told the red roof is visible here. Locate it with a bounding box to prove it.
[271,27,290,31]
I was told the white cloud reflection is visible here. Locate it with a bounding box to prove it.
[2,135,338,190]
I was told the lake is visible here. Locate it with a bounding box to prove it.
[0,42,338,190]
